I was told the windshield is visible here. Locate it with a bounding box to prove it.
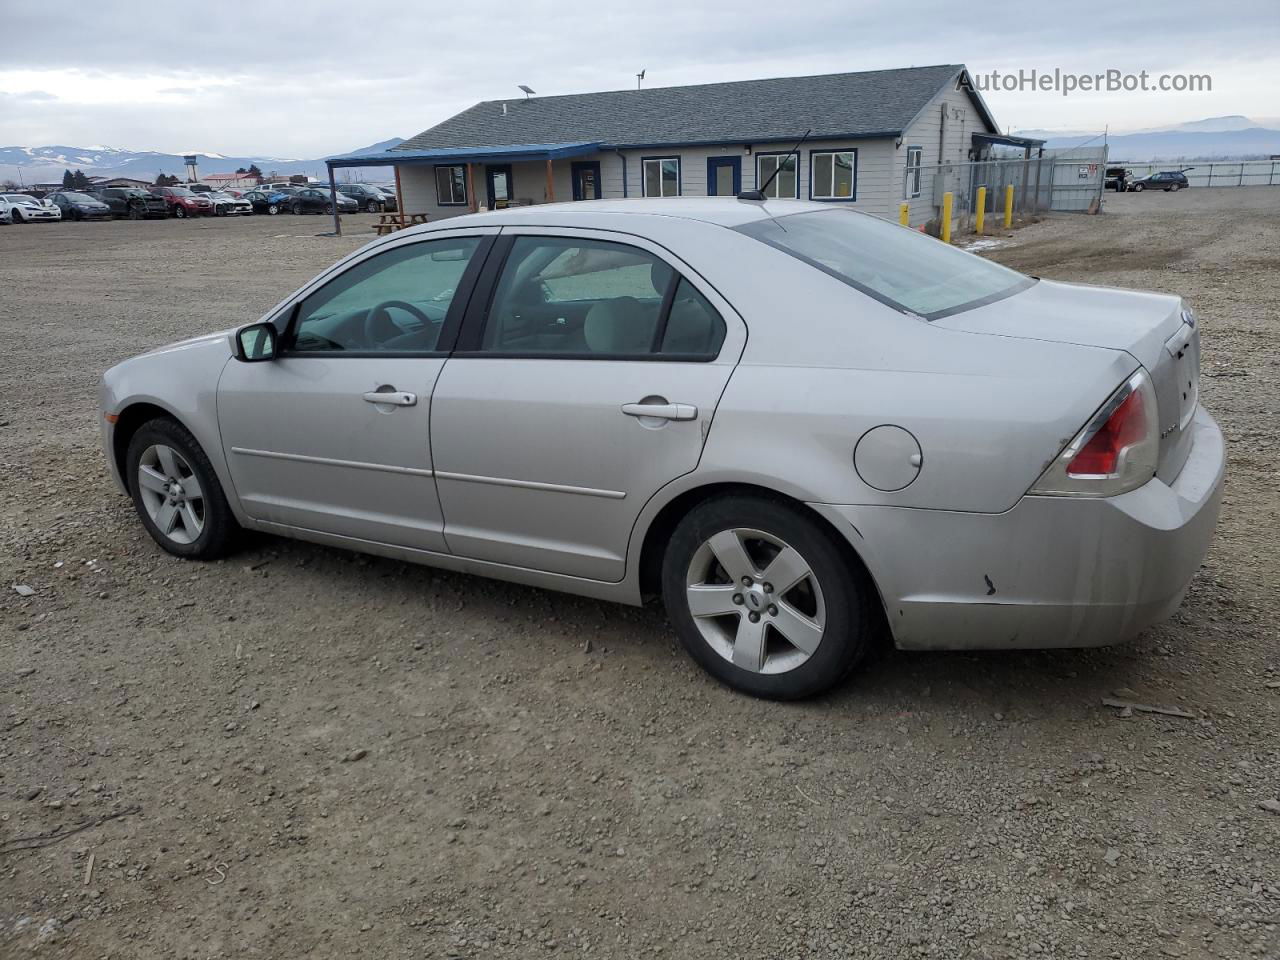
[4,195,40,204]
[169,187,194,197]
[62,192,94,202]
[736,209,1034,319]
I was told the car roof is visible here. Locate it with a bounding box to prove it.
[409,197,837,234]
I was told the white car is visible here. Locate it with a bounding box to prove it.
[3,193,62,223]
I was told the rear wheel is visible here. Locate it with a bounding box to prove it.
[291,202,303,215]
[126,418,238,560]
[661,495,877,699]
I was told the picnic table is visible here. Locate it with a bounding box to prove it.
[373,212,430,235]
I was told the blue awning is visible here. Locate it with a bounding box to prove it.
[326,141,601,169]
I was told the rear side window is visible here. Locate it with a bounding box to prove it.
[736,209,1033,320]
[478,236,725,359]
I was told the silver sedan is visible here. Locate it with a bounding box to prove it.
[99,199,1225,699]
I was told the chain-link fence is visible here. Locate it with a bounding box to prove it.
[1110,160,1280,189]
[901,156,1105,235]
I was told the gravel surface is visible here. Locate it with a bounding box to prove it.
[2,194,1278,959]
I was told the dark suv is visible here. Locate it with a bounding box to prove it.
[335,182,393,212]
[1131,171,1190,192]
[91,187,169,219]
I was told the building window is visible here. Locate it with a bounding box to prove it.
[810,149,856,200]
[435,165,468,206]
[905,146,923,198]
[642,157,680,197]
[756,152,798,199]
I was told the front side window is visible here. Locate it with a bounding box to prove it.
[756,153,798,199]
[905,147,923,198]
[737,209,1033,320]
[642,157,680,197]
[810,150,855,200]
[287,236,481,354]
[479,235,723,358]
[435,165,467,205]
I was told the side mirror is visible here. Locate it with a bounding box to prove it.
[235,323,278,362]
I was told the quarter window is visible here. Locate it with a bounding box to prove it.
[756,153,798,199]
[642,157,680,197]
[435,165,468,205]
[905,146,923,198]
[479,236,724,358]
[810,150,855,200]
[287,237,481,354]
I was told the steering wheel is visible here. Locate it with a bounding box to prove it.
[363,299,431,348]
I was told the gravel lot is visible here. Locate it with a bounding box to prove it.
[2,193,1278,959]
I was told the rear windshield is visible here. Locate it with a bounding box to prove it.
[735,209,1033,319]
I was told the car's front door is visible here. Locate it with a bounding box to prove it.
[217,229,497,552]
[429,228,746,581]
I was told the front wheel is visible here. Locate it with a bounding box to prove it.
[126,418,238,559]
[661,495,878,699]
[173,205,187,218]
[128,205,142,220]
[366,199,382,213]
[1132,183,1144,192]
[291,202,303,215]
[12,208,24,224]
[267,203,279,215]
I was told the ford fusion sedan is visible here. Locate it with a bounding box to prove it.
[288,187,359,215]
[99,199,1224,699]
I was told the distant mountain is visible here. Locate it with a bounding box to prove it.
[1011,116,1280,161]
[337,137,404,157]
[0,137,404,186]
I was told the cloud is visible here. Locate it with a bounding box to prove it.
[0,0,1276,155]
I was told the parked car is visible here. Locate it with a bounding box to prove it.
[48,191,113,221]
[241,188,290,216]
[91,187,169,220]
[205,191,254,216]
[1104,166,1133,192]
[185,183,214,194]
[2,193,61,223]
[1131,171,1190,192]
[288,187,358,215]
[336,182,392,212]
[152,186,214,218]
[98,199,1224,700]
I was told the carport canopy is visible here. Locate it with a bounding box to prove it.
[321,141,602,234]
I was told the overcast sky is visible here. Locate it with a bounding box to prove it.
[1,0,1276,156]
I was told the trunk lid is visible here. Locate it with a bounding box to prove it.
[935,278,1200,483]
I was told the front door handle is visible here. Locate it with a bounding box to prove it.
[621,401,698,421]
[363,390,417,407]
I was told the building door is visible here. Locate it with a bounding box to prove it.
[571,161,602,201]
[707,156,741,196]
[485,164,514,208]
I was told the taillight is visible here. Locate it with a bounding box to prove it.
[1030,369,1160,497]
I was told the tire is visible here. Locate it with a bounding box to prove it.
[128,205,142,220]
[12,208,23,224]
[1132,183,1144,192]
[267,203,279,215]
[173,205,187,218]
[1170,183,1181,192]
[125,418,239,560]
[291,202,303,215]
[660,494,878,700]
[325,203,334,215]
[366,199,382,213]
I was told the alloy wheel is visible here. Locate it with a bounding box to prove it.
[136,444,205,545]
[685,527,826,674]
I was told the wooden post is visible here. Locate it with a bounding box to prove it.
[393,164,405,227]
[466,163,477,212]
[326,164,341,236]
[545,157,555,203]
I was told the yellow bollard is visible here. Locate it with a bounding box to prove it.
[1003,184,1014,229]
[975,186,987,234]
[899,202,909,226]
[940,191,953,243]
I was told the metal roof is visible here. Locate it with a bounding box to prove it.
[396,65,994,153]
[326,141,601,168]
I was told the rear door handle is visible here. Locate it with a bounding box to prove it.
[363,390,417,406]
[621,402,698,421]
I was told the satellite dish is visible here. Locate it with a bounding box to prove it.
[518,84,536,97]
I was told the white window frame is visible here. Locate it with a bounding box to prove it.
[642,157,681,197]
[905,146,923,199]
[755,152,799,199]
[434,164,468,206]
[809,149,856,201]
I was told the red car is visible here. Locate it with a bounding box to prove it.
[151,186,214,218]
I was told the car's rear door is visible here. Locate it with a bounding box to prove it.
[428,227,746,582]
[217,228,498,551]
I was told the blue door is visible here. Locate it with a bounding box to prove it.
[571,161,602,201]
[707,156,741,196]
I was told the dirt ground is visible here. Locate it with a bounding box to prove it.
[2,193,1278,959]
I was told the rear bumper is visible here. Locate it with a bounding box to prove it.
[814,404,1225,650]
